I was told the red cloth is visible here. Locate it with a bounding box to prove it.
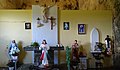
[40,52,44,61]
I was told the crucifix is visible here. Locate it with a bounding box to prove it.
[48,16,56,30]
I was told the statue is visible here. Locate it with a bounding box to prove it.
[8,40,20,61]
[71,40,79,70]
[105,35,112,56]
[105,35,111,48]
[39,40,50,67]
[8,40,20,70]
[71,40,79,61]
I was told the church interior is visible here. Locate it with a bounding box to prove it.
[0,0,120,70]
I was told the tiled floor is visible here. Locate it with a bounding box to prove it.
[0,64,117,70]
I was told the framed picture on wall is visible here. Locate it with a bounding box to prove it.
[63,22,69,30]
[25,22,31,29]
[78,24,86,34]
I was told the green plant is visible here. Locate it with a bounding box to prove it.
[31,42,39,47]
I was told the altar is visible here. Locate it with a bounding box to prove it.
[24,46,64,65]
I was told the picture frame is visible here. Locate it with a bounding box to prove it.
[25,22,31,29]
[63,22,69,30]
[78,24,86,34]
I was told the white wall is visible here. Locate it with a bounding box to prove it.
[32,5,58,46]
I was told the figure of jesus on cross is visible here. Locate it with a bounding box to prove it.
[48,16,56,30]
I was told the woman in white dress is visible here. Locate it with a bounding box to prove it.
[39,40,50,67]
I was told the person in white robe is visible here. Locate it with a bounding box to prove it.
[39,40,50,67]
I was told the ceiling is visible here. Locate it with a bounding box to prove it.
[0,0,114,10]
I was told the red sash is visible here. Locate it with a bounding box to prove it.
[40,52,44,61]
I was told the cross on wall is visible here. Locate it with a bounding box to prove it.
[48,16,56,30]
